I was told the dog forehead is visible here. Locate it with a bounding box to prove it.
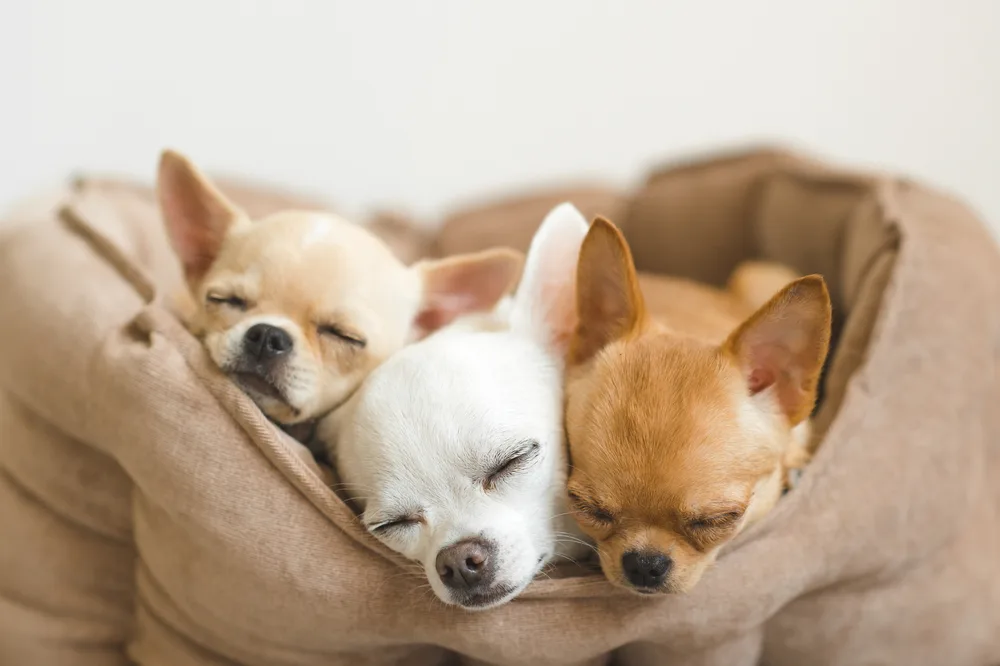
[364,331,559,435]
[228,212,404,274]
[568,337,769,501]
[581,338,732,443]
[347,330,561,480]
[212,213,418,328]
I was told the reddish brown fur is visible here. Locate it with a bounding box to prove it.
[566,218,831,594]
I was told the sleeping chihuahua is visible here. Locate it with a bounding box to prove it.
[158,150,522,433]
[322,203,593,610]
[564,217,831,595]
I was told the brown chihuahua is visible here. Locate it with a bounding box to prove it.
[564,218,831,595]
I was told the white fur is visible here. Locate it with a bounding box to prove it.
[321,202,592,610]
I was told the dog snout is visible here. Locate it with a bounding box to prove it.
[622,550,672,590]
[436,539,496,592]
[243,323,293,361]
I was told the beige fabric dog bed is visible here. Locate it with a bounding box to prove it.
[1,149,998,666]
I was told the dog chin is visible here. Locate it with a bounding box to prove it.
[449,583,521,611]
[623,582,673,596]
[606,571,679,597]
[228,372,304,423]
[436,554,548,611]
[443,577,534,611]
[232,372,287,403]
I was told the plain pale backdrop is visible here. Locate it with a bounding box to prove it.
[2,0,998,232]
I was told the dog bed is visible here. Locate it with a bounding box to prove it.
[1,149,998,666]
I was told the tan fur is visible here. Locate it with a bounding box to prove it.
[726,260,802,311]
[565,217,831,594]
[158,150,522,426]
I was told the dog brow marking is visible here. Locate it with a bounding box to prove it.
[681,500,746,520]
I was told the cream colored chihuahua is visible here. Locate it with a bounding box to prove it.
[158,150,522,430]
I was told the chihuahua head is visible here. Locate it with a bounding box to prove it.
[564,218,831,595]
[324,203,593,610]
[158,150,522,424]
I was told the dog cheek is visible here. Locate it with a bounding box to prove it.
[419,526,459,600]
[391,527,428,563]
[669,543,716,592]
[204,329,239,369]
[596,542,626,583]
[671,557,711,593]
[312,354,369,406]
[521,495,558,553]
[493,538,540,586]
[281,359,319,406]
[478,505,541,581]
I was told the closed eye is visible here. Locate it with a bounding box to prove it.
[368,516,421,535]
[687,511,744,531]
[483,440,540,490]
[318,323,366,348]
[568,492,615,525]
[206,293,249,310]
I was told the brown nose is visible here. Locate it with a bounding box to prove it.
[243,323,293,361]
[435,539,496,591]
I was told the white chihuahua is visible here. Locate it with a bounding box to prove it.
[320,203,593,611]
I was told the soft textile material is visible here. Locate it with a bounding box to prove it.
[1,149,998,666]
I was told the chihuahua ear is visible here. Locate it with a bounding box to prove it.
[413,248,524,335]
[157,149,245,285]
[509,202,590,355]
[723,275,832,425]
[569,216,646,365]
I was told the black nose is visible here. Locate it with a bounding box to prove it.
[243,324,293,361]
[622,550,672,589]
[436,539,496,591]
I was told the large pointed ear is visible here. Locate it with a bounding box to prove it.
[412,248,524,335]
[723,275,832,425]
[569,216,646,365]
[508,202,590,355]
[157,149,245,285]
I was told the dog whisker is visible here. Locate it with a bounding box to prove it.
[549,509,586,520]
[370,565,427,598]
[549,552,584,565]
[552,533,598,554]
[553,535,594,545]
[327,482,374,492]
[338,494,371,504]
[566,580,614,593]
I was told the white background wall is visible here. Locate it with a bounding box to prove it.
[2,0,998,231]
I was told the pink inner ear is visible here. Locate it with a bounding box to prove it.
[172,225,224,281]
[414,250,521,336]
[740,342,810,420]
[414,297,469,336]
[728,275,831,424]
[413,289,488,338]
[160,177,233,283]
[413,310,444,336]
[747,367,775,394]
